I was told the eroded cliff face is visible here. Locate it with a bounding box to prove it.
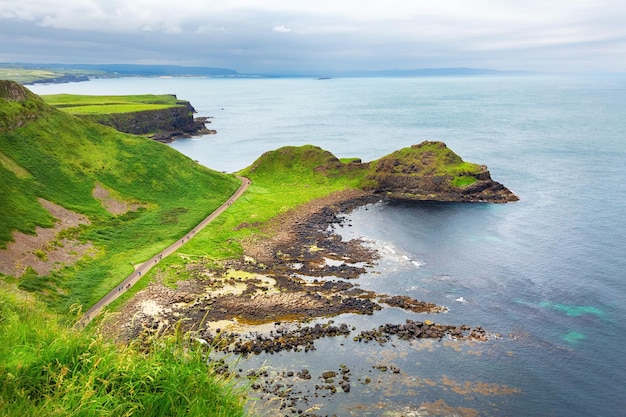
[370,166,518,202]
[80,100,214,142]
[364,141,518,203]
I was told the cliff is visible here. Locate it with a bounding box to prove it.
[42,93,215,142]
[78,99,215,142]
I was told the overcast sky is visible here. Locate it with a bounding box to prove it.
[1,0,625,74]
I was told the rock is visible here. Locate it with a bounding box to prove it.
[321,371,337,379]
[364,141,518,203]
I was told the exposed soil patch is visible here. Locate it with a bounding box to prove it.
[92,182,144,215]
[0,199,94,277]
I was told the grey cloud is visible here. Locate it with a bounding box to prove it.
[1,1,626,73]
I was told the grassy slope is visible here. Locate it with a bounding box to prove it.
[0,81,246,416]
[149,145,368,283]
[43,94,187,115]
[146,142,485,285]
[0,81,241,313]
[0,284,246,417]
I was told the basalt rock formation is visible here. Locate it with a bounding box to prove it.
[79,97,215,142]
[364,141,518,203]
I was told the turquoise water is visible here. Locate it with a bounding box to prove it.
[32,76,626,416]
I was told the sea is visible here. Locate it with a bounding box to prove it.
[31,75,626,416]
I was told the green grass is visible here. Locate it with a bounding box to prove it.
[43,94,188,115]
[451,175,478,187]
[0,81,241,313]
[1,82,249,415]
[144,146,367,279]
[0,284,247,417]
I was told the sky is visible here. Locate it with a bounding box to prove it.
[1,0,625,74]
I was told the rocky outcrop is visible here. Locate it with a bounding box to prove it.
[364,141,518,203]
[0,80,31,102]
[370,164,518,202]
[0,80,51,132]
[80,98,215,142]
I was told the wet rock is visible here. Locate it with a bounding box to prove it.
[354,319,486,345]
[379,295,447,313]
[321,371,337,380]
[297,369,312,380]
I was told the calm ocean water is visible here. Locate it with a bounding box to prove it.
[32,76,626,416]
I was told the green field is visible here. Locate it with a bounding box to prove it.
[43,93,187,115]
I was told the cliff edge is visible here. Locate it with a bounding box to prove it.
[78,98,215,142]
[43,93,215,142]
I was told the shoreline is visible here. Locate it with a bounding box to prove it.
[103,189,488,346]
[101,189,494,414]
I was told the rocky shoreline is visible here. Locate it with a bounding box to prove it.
[102,190,496,415]
[149,116,217,142]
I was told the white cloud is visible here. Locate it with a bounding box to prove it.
[272,25,291,33]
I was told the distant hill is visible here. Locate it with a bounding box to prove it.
[333,67,532,77]
[2,63,531,83]
[57,63,239,77]
[0,63,241,84]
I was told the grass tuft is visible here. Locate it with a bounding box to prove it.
[0,285,247,417]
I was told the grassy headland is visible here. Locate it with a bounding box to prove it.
[43,94,188,115]
[42,93,206,140]
[371,141,484,186]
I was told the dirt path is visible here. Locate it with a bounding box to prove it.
[76,176,250,328]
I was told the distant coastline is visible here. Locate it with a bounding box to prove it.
[1,62,535,85]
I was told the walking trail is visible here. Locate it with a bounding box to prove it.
[76,176,251,328]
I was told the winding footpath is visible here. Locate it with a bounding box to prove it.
[76,176,251,329]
